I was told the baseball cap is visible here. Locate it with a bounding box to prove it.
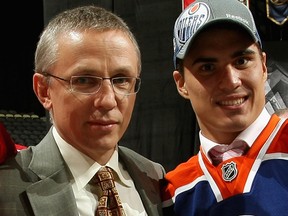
[173,0,262,68]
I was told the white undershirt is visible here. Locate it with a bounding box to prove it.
[52,127,147,216]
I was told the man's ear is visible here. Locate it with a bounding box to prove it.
[173,70,189,99]
[262,51,268,82]
[33,73,52,110]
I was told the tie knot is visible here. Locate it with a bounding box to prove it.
[91,166,115,191]
[209,141,248,165]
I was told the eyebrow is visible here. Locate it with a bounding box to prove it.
[231,49,256,58]
[192,48,257,65]
[193,57,217,65]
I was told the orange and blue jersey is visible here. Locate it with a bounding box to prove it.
[162,114,288,215]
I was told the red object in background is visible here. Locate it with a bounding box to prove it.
[183,0,250,10]
[182,0,195,10]
[15,144,27,151]
[0,123,27,164]
[0,123,17,164]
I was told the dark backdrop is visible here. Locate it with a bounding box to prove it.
[0,0,287,171]
[0,1,44,116]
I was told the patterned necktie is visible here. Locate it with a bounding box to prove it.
[91,166,126,216]
[209,141,248,166]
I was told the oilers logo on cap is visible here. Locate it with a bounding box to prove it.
[173,0,262,68]
[174,2,211,60]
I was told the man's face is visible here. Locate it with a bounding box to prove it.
[37,30,139,161]
[173,26,267,144]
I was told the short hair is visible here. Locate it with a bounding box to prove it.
[34,5,141,74]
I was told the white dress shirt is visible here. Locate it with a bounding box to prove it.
[52,127,147,216]
[201,108,271,163]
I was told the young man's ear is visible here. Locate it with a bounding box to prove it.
[33,73,52,110]
[261,51,268,83]
[173,70,189,99]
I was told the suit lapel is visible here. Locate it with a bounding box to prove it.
[24,129,78,216]
[26,171,78,216]
[118,146,162,216]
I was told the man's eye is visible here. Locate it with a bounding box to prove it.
[235,58,248,66]
[113,77,128,84]
[73,77,98,85]
[201,64,215,72]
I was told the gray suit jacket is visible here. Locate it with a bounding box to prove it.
[0,129,165,216]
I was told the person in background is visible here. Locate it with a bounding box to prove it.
[0,5,165,216]
[0,122,27,164]
[0,122,16,164]
[162,0,288,215]
[275,108,288,118]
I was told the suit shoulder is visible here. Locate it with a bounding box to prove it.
[119,146,155,163]
[0,147,36,181]
[118,145,165,177]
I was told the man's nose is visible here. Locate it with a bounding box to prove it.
[218,66,241,91]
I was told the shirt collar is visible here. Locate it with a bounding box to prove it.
[52,127,132,191]
[201,108,271,158]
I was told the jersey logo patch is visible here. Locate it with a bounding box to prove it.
[221,161,238,181]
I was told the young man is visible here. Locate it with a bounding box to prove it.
[162,0,288,215]
[0,6,165,216]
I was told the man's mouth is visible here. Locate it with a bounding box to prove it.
[218,97,246,106]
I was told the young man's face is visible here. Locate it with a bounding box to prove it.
[173,26,267,144]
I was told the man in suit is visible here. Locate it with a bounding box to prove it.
[0,5,165,216]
